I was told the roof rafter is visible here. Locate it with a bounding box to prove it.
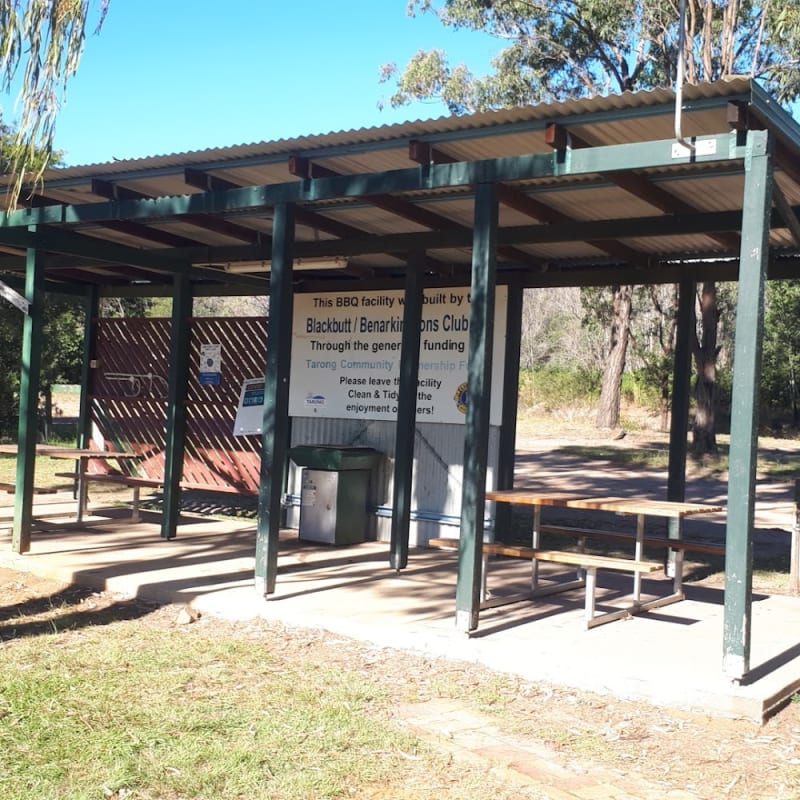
[545,122,741,253]
[31,189,199,249]
[409,139,651,269]
[0,133,755,237]
[288,155,544,269]
[138,204,760,270]
[185,167,365,242]
[184,167,382,277]
[0,224,266,289]
[91,178,263,244]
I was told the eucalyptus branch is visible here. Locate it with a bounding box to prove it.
[0,0,108,209]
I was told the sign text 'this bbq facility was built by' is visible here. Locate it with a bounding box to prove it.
[289,287,507,425]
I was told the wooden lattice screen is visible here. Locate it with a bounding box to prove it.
[91,317,267,493]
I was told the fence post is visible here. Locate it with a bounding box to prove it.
[791,479,800,595]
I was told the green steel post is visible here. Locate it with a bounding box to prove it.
[390,251,424,570]
[160,269,193,540]
[255,202,295,596]
[12,231,45,553]
[77,286,99,450]
[666,279,693,547]
[456,180,498,632]
[724,129,773,680]
[495,282,523,539]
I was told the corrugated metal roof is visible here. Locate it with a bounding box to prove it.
[0,77,798,292]
[37,78,758,178]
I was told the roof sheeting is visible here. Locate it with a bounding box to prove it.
[0,77,799,293]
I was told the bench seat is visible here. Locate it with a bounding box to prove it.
[55,472,162,521]
[427,537,659,573]
[426,536,665,628]
[55,471,257,521]
[0,481,58,495]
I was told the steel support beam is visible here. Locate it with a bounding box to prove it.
[255,203,295,596]
[0,133,749,229]
[495,283,523,538]
[724,129,773,679]
[12,230,45,553]
[77,285,99,451]
[160,269,193,540]
[389,251,424,571]
[666,279,694,561]
[456,181,498,632]
[144,205,761,270]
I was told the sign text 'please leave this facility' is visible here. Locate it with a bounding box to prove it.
[289,287,507,425]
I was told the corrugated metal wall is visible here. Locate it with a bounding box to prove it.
[287,417,500,546]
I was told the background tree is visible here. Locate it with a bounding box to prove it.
[0,0,108,207]
[0,0,109,437]
[762,280,800,424]
[0,293,83,438]
[383,0,800,446]
[383,1,800,112]
[629,284,679,432]
[579,285,633,431]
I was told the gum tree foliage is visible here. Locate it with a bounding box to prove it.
[0,1,108,434]
[0,0,108,207]
[383,0,800,443]
[0,119,85,437]
[383,1,800,112]
[762,280,800,423]
[0,294,84,438]
[519,287,591,369]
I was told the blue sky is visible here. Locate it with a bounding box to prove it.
[35,0,496,167]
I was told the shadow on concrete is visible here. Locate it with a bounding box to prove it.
[0,581,158,641]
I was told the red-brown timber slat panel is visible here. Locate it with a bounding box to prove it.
[91,316,266,493]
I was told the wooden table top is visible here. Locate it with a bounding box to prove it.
[484,489,724,518]
[0,444,136,459]
[484,489,588,507]
[565,496,724,518]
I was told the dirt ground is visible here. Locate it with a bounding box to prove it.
[2,565,799,800]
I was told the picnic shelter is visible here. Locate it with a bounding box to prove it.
[1,77,799,681]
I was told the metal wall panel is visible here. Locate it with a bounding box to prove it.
[287,417,500,545]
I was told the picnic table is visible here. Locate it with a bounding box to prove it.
[430,489,725,628]
[562,495,725,604]
[0,444,140,523]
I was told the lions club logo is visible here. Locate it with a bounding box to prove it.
[453,382,468,414]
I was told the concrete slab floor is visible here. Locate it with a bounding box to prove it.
[1,503,799,724]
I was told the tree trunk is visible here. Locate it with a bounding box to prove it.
[692,281,719,454]
[596,285,633,430]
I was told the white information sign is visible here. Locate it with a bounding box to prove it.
[232,378,265,436]
[199,343,221,373]
[289,287,507,425]
[199,343,222,385]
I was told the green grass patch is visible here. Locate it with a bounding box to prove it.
[555,444,671,469]
[0,453,75,488]
[0,620,421,800]
[553,441,800,482]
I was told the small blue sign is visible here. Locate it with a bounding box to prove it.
[199,372,220,385]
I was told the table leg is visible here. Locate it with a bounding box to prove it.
[633,514,644,601]
[531,505,541,591]
[584,566,598,622]
[671,549,684,595]
[76,457,88,523]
